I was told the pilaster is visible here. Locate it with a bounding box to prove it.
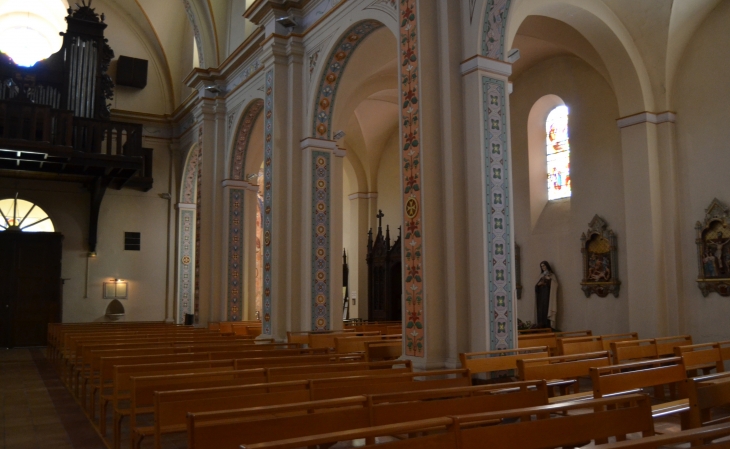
[301,137,345,331]
[617,112,678,338]
[461,54,517,353]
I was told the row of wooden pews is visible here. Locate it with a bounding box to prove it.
[47,323,730,449]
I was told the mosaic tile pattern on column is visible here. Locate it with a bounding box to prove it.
[311,151,331,330]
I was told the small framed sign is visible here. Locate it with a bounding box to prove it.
[103,280,128,299]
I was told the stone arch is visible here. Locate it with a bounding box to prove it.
[230,99,265,179]
[504,0,654,115]
[311,19,387,139]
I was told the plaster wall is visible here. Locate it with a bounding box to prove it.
[103,5,172,115]
[0,138,173,323]
[375,130,403,233]
[510,55,628,334]
[673,0,730,343]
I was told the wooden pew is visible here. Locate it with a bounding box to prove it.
[558,332,638,356]
[676,342,726,375]
[685,371,730,429]
[556,329,593,338]
[239,394,655,449]
[109,360,236,449]
[187,380,550,449]
[518,351,611,400]
[518,327,552,334]
[308,331,381,349]
[265,359,412,382]
[459,347,549,383]
[592,422,730,448]
[286,329,355,346]
[154,370,470,449]
[333,334,401,353]
[129,369,268,449]
[517,332,558,355]
[612,334,693,364]
[364,340,401,361]
[590,356,689,418]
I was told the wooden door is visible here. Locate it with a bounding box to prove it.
[0,232,63,348]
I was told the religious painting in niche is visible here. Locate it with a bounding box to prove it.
[696,198,730,297]
[546,105,571,200]
[580,215,620,298]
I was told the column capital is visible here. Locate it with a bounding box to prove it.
[221,179,259,192]
[261,34,290,67]
[616,111,676,129]
[300,137,345,157]
[460,55,512,78]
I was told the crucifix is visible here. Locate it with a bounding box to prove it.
[377,209,384,229]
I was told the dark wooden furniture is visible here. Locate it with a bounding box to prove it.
[0,2,152,254]
[366,211,402,321]
[0,231,63,347]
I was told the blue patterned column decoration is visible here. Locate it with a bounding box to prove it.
[483,76,513,350]
[311,151,331,330]
[481,0,512,59]
[227,189,245,321]
[262,69,274,335]
[177,205,196,322]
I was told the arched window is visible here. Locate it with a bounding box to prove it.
[546,105,571,200]
[0,197,55,232]
[0,0,68,67]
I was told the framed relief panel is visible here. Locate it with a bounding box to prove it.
[696,199,730,297]
[580,215,620,298]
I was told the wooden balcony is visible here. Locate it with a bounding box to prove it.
[0,99,153,191]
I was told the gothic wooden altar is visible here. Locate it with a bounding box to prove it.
[366,211,402,321]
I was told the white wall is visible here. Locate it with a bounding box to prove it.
[510,55,629,334]
[673,0,730,343]
[376,130,403,233]
[0,137,173,323]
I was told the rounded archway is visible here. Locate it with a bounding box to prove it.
[0,197,55,232]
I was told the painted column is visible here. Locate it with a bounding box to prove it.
[617,112,677,338]
[175,202,197,324]
[461,55,517,353]
[222,179,258,321]
[301,138,345,331]
[259,35,289,340]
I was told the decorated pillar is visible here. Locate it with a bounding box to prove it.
[175,202,197,323]
[222,179,259,321]
[461,55,516,352]
[301,138,345,331]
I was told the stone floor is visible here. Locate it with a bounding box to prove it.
[0,348,106,449]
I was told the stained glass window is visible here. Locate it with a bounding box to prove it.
[546,105,571,200]
[0,198,55,232]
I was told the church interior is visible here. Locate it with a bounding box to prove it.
[2,0,730,447]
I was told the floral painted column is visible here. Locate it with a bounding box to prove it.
[300,138,345,331]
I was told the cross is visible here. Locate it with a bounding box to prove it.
[377,210,384,229]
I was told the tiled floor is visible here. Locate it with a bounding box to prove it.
[0,348,106,449]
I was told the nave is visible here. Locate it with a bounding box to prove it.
[11,322,730,449]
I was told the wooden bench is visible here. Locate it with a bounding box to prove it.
[333,334,401,353]
[459,347,549,383]
[592,422,730,448]
[308,331,382,349]
[364,341,401,361]
[239,393,655,449]
[685,371,730,429]
[286,329,355,346]
[265,359,412,382]
[558,332,638,356]
[128,369,269,449]
[591,356,689,418]
[518,351,611,401]
[517,332,558,355]
[186,380,550,449]
[153,369,469,449]
[676,342,727,375]
[612,335,693,364]
[109,360,236,449]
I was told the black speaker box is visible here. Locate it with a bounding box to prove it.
[116,56,148,89]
